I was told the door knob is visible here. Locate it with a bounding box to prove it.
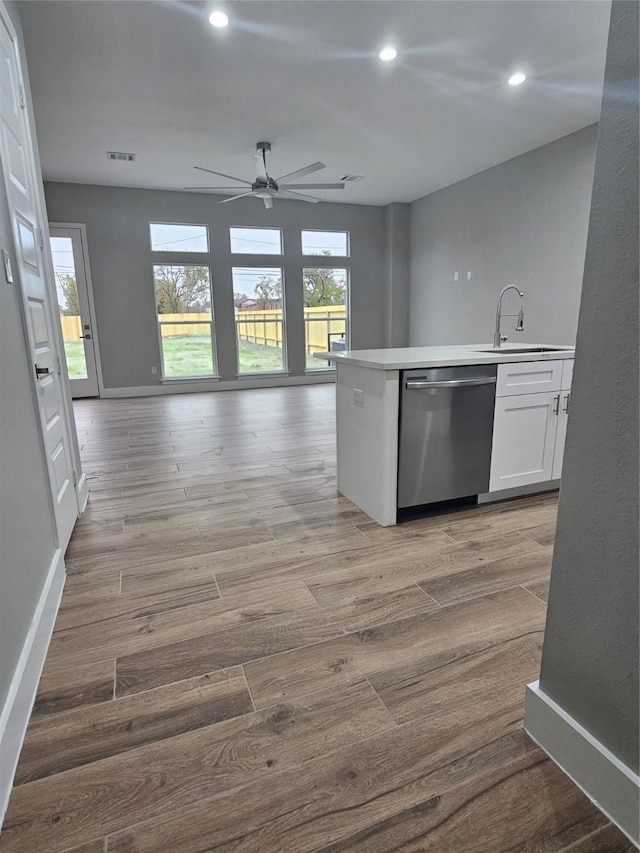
[79,334,92,339]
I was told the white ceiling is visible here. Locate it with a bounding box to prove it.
[18,0,611,206]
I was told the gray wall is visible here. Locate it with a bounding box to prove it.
[383,202,411,347]
[0,1,59,716]
[44,183,387,390]
[539,0,639,772]
[409,125,598,346]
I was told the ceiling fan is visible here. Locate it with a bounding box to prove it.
[185,142,346,209]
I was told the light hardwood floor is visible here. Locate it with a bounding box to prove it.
[1,385,634,853]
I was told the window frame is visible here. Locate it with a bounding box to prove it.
[300,229,350,258]
[152,263,219,380]
[232,264,288,376]
[149,222,210,253]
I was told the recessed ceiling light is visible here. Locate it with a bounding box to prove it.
[379,47,397,62]
[209,10,229,28]
[508,72,527,86]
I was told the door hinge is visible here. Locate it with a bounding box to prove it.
[56,355,62,375]
[18,85,26,109]
[37,228,44,250]
[73,470,78,487]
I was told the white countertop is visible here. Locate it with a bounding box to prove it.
[315,343,575,370]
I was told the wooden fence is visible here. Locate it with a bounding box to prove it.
[60,305,347,354]
[59,315,82,341]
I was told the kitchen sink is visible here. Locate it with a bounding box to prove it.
[474,346,570,354]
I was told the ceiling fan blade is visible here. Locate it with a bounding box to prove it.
[274,161,325,183]
[279,183,345,190]
[263,196,274,209]
[254,153,268,182]
[194,166,252,185]
[184,186,254,190]
[216,191,256,204]
[276,189,320,203]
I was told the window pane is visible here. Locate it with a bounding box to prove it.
[233,267,285,373]
[303,267,348,370]
[229,227,282,254]
[150,223,209,252]
[153,265,216,377]
[51,235,88,379]
[301,230,349,257]
[159,323,214,377]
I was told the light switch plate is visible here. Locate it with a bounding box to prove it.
[2,249,13,283]
[353,388,364,406]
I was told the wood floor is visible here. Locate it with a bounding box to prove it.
[1,385,634,853]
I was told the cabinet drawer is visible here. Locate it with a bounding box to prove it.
[496,360,564,397]
[561,359,574,390]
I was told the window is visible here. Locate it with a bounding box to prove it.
[150,223,209,252]
[51,236,88,379]
[233,267,286,374]
[153,264,217,377]
[301,230,349,257]
[229,227,283,254]
[303,267,349,370]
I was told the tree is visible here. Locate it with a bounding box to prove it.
[56,273,79,316]
[253,275,282,309]
[303,266,345,307]
[154,265,210,313]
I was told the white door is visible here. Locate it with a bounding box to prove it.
[552,391,571,480]
[0,11,77,549]
[50,225,100,398]
[489,392,559,492]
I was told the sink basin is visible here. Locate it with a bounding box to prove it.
[474,346,569,354]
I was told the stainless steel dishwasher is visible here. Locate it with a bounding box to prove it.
[397,364,497,509]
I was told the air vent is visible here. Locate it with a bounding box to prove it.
[107,151,136,162]
[341,174,364,182]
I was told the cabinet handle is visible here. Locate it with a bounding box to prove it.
[552,394,560,415]
[563,393,570,414]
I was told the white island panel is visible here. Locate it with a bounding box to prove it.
[336,363,399,526]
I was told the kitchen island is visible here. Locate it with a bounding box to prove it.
[318,344,575,526]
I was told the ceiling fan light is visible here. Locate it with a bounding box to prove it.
[379,47,397,62]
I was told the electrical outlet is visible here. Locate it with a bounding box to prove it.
[466,271,472,281]
[453,271,459,282]
[151,366,157,375]
[353,388,364,406]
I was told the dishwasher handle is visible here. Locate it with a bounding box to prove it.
[405,376,497,390]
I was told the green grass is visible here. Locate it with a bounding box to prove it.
[63,341,88,379]
[161,336,284,377]
[65,336,286,381]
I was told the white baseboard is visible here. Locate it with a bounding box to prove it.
[0,550,65,824]
[101,373,335,398]
[524,680,640,846]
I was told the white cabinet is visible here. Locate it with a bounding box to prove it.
[490,359,574,492]
[490,392,559,491]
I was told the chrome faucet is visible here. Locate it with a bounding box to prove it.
[494,285,524,347]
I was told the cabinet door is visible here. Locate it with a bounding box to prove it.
[552,391,571,479]
[496,360,564,397]
[490,392,559,491]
